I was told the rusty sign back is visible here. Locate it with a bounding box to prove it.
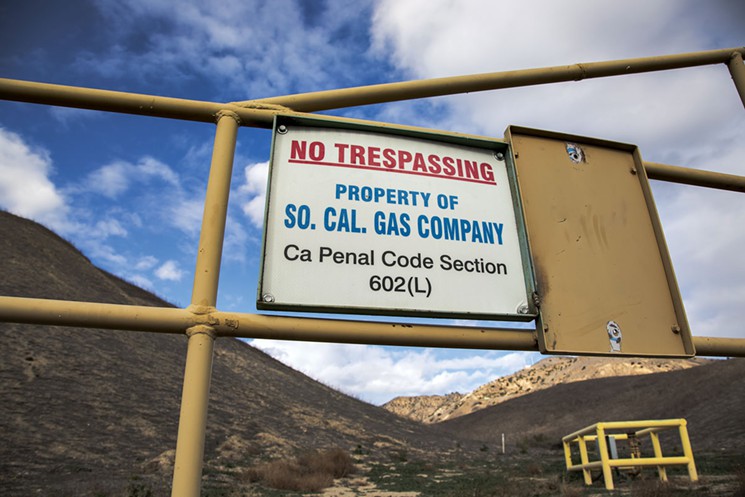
[507,126,694,357]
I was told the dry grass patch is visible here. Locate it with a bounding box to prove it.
[243,447,355,492]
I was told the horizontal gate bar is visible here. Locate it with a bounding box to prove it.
[210,310,538,350]
[0,296,192,332]
[2,48,743,123]
[645,162,745,193]
[0,77,277,126]
[1,296,743,356]
[246,47,745,111]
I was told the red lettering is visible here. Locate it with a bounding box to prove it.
[427,154,442,174]
[442,156,455,176]
[335,143,349,162]
[397,150,413,169]
[463,159,479,179]
[382,148,397,168]
[368,146,381,167]
[350,145,365,164]
[412,152,427,172]
[290,140,306,160]
[480,163,495,183]
[309,141,325,161]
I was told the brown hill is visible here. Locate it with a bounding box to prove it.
[0,212,456,496]
[383,356,709,423]
[440,357,745,453]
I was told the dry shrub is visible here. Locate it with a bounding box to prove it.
[243,447,354,492]
[525,461,543,476]
[735,468,745,497]
[298,447,355,479]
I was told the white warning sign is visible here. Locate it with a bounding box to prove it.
[258,117,534,320]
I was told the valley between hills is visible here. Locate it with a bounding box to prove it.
[1,210,743,496]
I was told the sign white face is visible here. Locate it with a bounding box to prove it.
[258,120,532,319]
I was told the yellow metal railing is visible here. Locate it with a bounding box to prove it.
[1,47,744,497]
[563,419,698,490]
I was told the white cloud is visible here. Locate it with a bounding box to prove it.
[84,157,180,199]
[125,273,154,290]
[155,260,185,281]
[0,127,69,229]
[251,339,537,404]
[85,162,131,198]
[85,241,128,267]
[237,161,269,227]
[85,0,376,98]
[3,0,743,407]
[168,197,205,237]
[135,255,159,271]
[658,187,745,338]
[369,0,745,345]
[91,218,128,238]
[48,107,106,126]
[223,214,251,263]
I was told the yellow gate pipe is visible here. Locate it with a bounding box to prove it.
[0,77,277,126]
[0,295,192,332]
[3,48,743,122]
[247,47,745,112]
[693,336,745,357]
[211,311,538,350]
[171,111,240,497]
[0,295,744,356]
[728,51,745,108]
[645,162,745,193]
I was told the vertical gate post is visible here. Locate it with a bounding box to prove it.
[171,110,240,497]
[729,51,745,109]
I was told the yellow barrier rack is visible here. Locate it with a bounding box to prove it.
[562,419,698,490]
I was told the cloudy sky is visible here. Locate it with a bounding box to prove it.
[1,0,743,404]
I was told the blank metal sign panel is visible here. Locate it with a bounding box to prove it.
[507,126,694,357]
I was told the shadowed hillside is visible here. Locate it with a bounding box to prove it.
[0,211,457,496]
[2,211,744,496]
[440,357,745,453]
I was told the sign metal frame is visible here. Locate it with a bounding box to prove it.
[257,115,538,321]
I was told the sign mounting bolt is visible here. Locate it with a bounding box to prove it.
[517,303,530,314]
[495,152,505,161]
[262,293,275,303]
[277,125,288,134]
[671,324,681,334]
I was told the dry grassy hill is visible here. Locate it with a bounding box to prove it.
[439,357,745,453]
[0,212,457,496]
[383,356,709,423]
[2,210,743,496]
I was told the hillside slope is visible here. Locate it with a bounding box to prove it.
[0,212,453,496]
[383,356,709,423]
[440,357,745,453]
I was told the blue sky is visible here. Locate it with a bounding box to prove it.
[1,0,744,404]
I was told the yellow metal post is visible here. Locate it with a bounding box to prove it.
[595,425,615,490]
[728,51,745,108]
[577,437,593,485]
[562,440,573,472]
[678,420,699,482]
[649,431,668,482]
[171,110,240,497]
[564,420,698,489]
